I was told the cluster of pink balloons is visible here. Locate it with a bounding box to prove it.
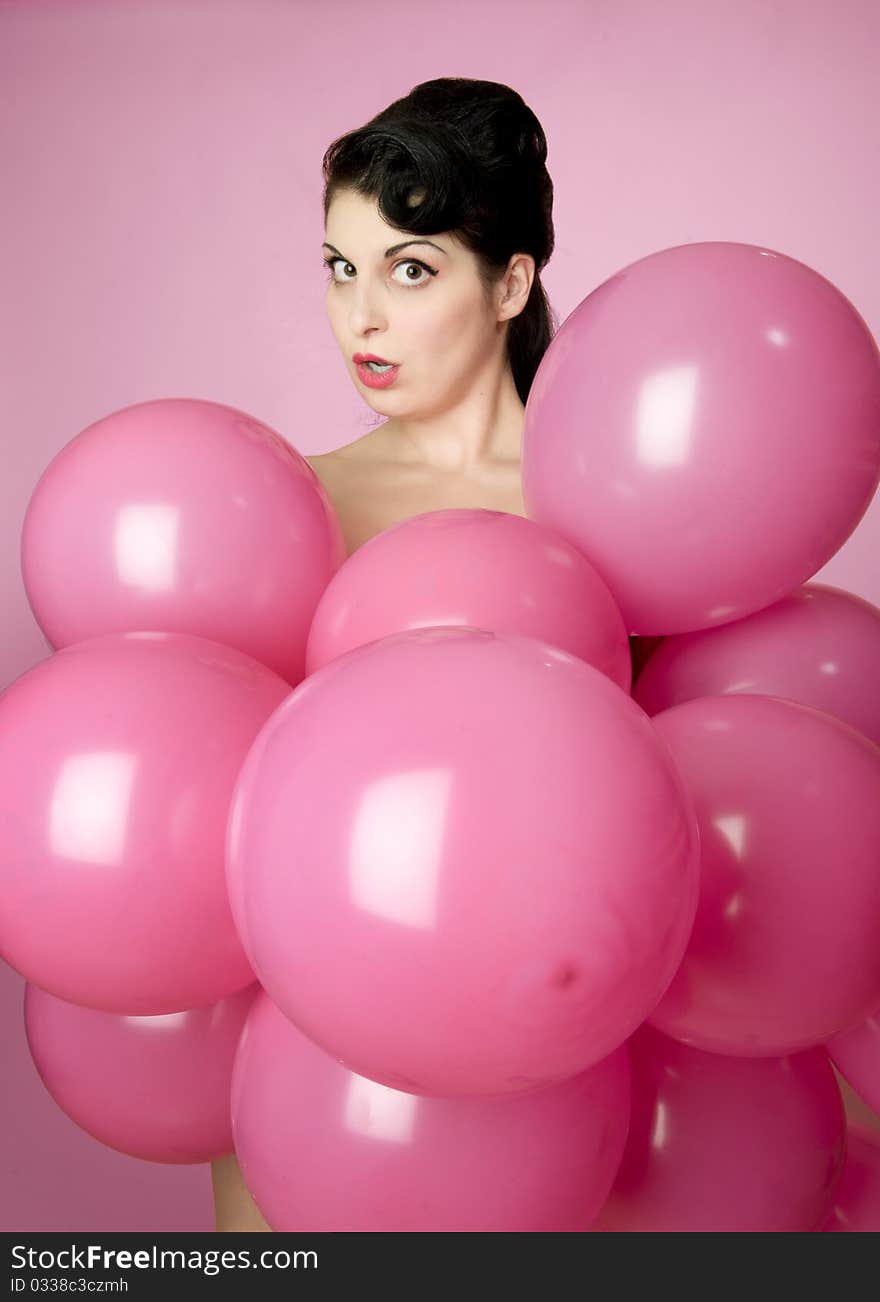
[232,991,631,1232]
[4,399,344,1161]
[3,240,880,1230]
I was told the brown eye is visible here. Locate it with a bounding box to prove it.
[323,258,355,283]
[391,259,437,286]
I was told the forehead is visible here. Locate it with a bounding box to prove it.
[324,189,453,252]
[325,188,385,232]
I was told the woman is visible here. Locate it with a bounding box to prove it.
[211,76,653,1232]
[307,74,558,543]
[209,74,555,1233]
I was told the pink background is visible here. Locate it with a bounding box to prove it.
[1,0,878,1231]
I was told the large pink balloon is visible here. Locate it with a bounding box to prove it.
[594,1025,845,1232]
[646,694,880,1055]
[827,1011,880,1117]
[821,1127,880,1231]
[305,508,631,691]
[21,398,346,684]
[0,632,290,1013]
[228,625,700,1098]
[231,989,630,1231]
[634,583,880,747]
[522,243,880,636]
[24,981,260,1163]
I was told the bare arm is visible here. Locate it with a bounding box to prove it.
[211,1155,272,1233]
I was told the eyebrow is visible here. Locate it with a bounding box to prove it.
[321,239,448,260]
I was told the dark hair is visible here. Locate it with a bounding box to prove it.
[321,78,558,407]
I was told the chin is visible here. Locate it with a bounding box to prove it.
[363,393,394,408]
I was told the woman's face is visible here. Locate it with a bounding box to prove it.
[322,188,503,418]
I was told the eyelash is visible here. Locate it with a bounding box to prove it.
[322,256,438,288]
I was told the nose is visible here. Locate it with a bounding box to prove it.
[346,277,389,338]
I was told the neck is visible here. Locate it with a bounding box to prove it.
[377,362,525,475]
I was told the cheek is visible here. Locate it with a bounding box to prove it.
[415,300,487,359]
[325,299,349,348]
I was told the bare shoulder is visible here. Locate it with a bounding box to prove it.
[302,437,419,555]
[303,448,335,481]
[303,449,347,501]
[303,448,341,474]
[308,424,403,471]
[305,435,382,479]
[304,433,402,502]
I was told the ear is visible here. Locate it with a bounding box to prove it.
[497,252,536,322]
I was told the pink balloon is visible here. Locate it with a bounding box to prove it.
[521,242,880,636]
[21,398,346,684]
[820,1127,880,1231]
[0,632,291,1013]
[827,1012,880,1117]
[646,694,880,1055]
[24,981,260,1163]
[305,508,632,691]
[594,1025,845,1232]
[634,583,880,747]
[231,989,630,1231]
[229,625,700,1098]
